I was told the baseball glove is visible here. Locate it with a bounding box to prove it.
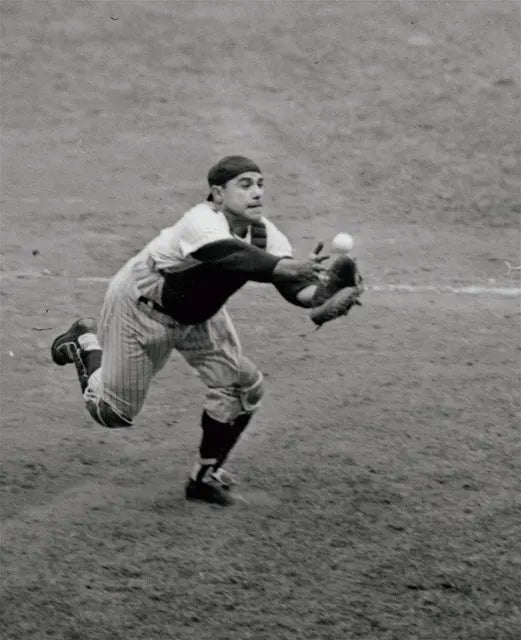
[310,255,364,327]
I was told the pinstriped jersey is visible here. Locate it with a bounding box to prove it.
[114,201,293,323]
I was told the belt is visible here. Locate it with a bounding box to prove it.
[138,295,168,315]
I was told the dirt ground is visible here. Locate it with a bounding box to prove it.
[1,2,520,639]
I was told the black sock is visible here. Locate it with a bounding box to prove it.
[192,412,254,482]
[73,348,102,392]
[192,412,231,482]
[213,413,252,472]
[83,349,102,376]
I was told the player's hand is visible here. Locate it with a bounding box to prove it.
[308,241,330,263]
[273,257,326,284]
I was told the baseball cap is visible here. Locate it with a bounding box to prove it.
[207,155,261,201]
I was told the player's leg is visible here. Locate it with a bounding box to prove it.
[176,308,264,505]
[85,292,181,426]
[50,317,130,426]
[209,356,263,481]
[51,314,135,427]
[52,287,177,427]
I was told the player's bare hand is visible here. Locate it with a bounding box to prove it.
[308,241,330,263]
[273,257,326,283]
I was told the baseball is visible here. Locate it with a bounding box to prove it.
[331,232,354,253]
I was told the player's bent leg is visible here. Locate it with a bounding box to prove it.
[52,281,177,429]
[88,284,178,428]
[52,318,136,427]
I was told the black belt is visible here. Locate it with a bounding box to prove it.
[138,295,168,315]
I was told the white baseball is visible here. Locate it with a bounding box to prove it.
[331,232,354,253]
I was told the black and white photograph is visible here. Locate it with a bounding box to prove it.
[1,1,520,638]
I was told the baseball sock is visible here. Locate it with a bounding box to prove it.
[74,334,102,392]
[190,411,230,482]
[213,412,252,473]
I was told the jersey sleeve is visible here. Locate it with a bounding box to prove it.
[178,205,232,257]
[263,218,293,258]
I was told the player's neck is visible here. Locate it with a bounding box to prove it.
[231,223,248,238]
[222,209,249,238]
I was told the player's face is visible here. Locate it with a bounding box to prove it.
[220,172,264,222]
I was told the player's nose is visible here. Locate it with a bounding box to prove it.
[251,185,263,199]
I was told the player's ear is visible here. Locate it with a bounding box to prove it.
[210,185,224,205]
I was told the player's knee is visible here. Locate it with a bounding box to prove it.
[86,398,133,428]
[203,358,264,422]
[237,357,264,413]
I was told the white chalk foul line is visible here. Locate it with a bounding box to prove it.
[369,284,521,297]
[73,277,521,296]
[1,272,520,296]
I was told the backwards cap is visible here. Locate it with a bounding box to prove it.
[207,155,261,200]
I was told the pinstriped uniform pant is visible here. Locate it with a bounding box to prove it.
[83,268,246,425]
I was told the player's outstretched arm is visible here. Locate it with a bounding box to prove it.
[192,239,324,285]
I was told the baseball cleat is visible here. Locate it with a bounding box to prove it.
[209,468,236,490]
[185,478,234,506]
[51,318,97,366]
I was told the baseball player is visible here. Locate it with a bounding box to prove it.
[51,155,362,506]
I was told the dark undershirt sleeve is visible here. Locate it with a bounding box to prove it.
[191,238,284,283]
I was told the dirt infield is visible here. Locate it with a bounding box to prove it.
[1,2,520,639]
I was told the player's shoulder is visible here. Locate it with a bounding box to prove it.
[182,202,229,233]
